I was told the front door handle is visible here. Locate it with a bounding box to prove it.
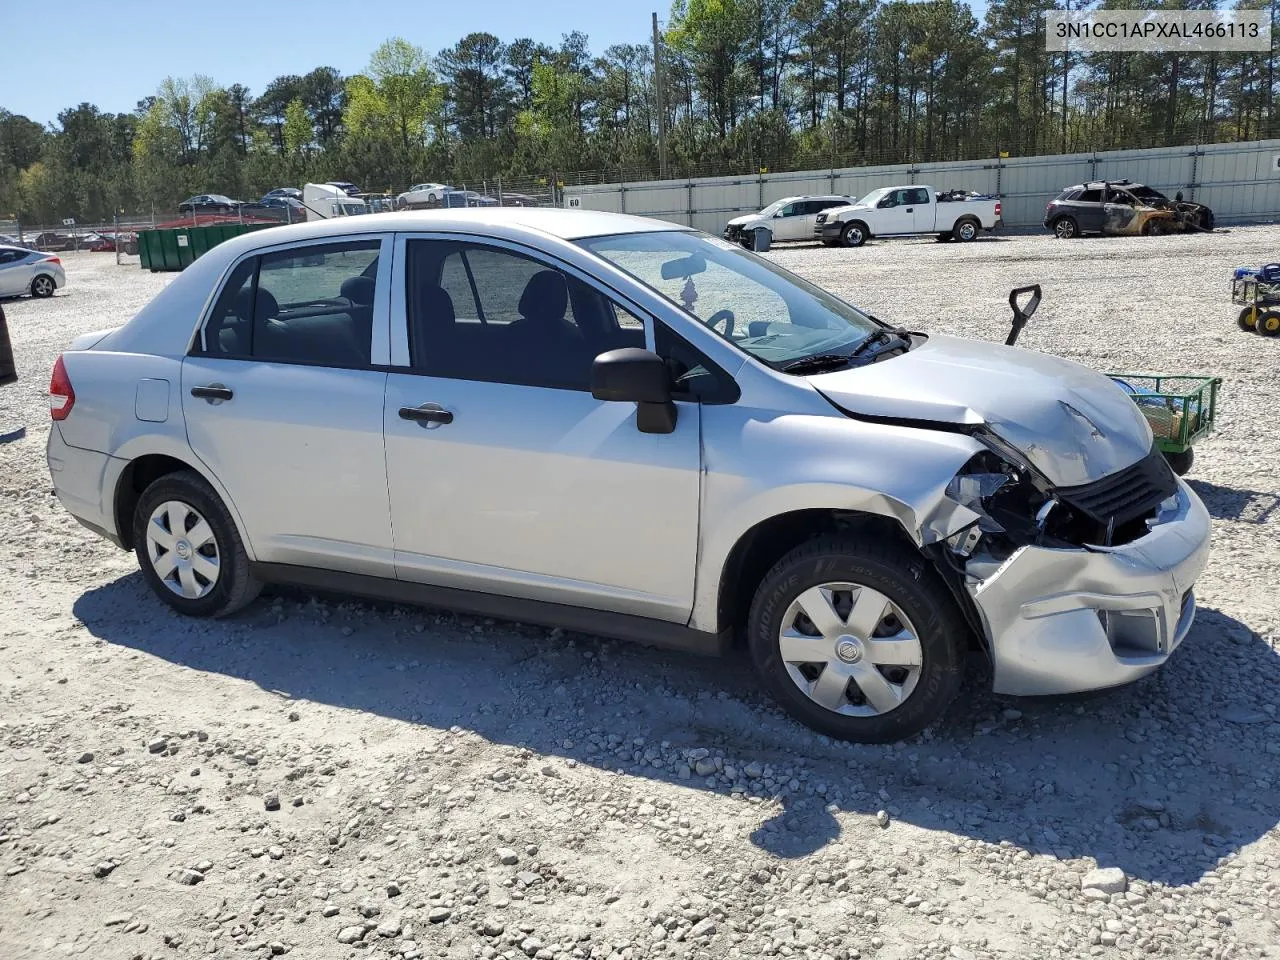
[399,402,454,428]
[905,207,914,213]
[191,383,233,403]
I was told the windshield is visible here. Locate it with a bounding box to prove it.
[579,230,882,366]
[1129,185,1166,201]
[758,199,787,217]
[854,188,887,206]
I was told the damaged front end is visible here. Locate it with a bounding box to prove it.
[924,435,1210,696]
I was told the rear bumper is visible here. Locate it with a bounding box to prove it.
[47,424,122,547]
[971,480,1211,696]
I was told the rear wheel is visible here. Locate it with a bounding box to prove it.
[841,221,868,248]
[746,535,965,743]
[954,218,979,242]
[30,274,55,298]
[1053,216,1079,239]
[132,470,261,618]
[1257,310,1280,337]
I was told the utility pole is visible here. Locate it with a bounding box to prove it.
[652,12,668,180]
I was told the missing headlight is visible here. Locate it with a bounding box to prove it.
[945,451,1054,555]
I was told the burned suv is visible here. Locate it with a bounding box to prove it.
[1044,179,1214,239]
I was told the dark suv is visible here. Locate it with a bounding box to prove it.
[1044,180,1213,239]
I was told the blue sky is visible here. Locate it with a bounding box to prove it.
[5,0,988,127]
[3,0,645,124]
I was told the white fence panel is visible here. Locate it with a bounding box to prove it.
[563,138,1280,232]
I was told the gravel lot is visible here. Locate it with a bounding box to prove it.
[2,229,1279,960]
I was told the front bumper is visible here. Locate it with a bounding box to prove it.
[816,221,844,240]
[970,479,1211,696]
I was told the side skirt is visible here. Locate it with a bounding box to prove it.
[252,562,729,657]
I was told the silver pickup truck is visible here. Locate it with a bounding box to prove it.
[816,186,1002,247]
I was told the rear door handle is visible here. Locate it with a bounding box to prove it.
[191,383,233,402]
[399,402,454,428]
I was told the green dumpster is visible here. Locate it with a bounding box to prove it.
[137,222,275,272]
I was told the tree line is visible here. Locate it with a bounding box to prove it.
[1,0,1277,225]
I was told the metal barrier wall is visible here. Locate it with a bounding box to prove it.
[565,139,1280,234]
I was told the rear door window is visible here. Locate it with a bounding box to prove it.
[197,241,380,367]
[1077,189,1103,203]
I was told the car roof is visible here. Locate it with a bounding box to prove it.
[1063,180,1147,191]
[220,208,691,245]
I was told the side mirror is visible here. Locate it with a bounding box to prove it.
[591,348,677,434]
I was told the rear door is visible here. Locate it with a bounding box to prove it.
[182,236,395,576]
[907,188,935,232]
[1073,188,1106,233]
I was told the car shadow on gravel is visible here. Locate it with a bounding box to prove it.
[1188,478,1280,524]
[74,574,1280,886]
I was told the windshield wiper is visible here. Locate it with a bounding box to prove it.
[849,327,911,359]
[780,353,857,374]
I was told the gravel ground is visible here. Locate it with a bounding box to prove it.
[2,230,1279,960]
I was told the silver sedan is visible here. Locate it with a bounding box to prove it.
[0,245,66,298]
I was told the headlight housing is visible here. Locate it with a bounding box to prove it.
[943,446,1054,556]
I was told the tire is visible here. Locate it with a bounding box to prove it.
[1257,310,1280,337]
[841,221,868,248]
[30,274,55,298]
[746,534,966,743]
[1200,210,1215,232]
[1052,216,1079,240]
[953,219,979,242]
[132,470,261,618]
[1163,449,1194,476]
[1237,306,1260,331]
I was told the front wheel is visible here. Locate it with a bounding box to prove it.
[132,470,261,618]
[1257,310,1280,337]
[841,221,868,248]
[747,535,965,743]
[954,219,979,242]
[1237,306,1260,331]
[1053,216,1079,239]
[1164,449,1195,476]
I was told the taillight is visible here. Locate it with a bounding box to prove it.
[49,355,75,421]
[45,256,62,265]
[995,201,1002,218]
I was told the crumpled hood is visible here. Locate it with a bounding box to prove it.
[727,214,765,227]
[809,334,1153,488]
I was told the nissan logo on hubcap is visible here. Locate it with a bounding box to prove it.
[176,540,192,560]
[835,637,863,663]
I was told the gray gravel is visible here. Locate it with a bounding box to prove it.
[1,232,1279,959]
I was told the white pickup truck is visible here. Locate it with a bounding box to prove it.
[815,186,1002,247]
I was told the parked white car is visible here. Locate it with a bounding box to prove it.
[0,245,66,298]
[723,196,854,248]
[44,209,1209,743]
[397,183,452,208]
[817,186,1003,247]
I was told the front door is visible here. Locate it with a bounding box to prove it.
[772,201,810,241]
[382,237,702,623]
[876,189,919,234]
[182,237,394,575]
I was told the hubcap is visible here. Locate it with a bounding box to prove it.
[778,582,923,717]
[960,224,975,240]
[1055,220,1073,239]
[145,500,220,600]
[35,278,51,294]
